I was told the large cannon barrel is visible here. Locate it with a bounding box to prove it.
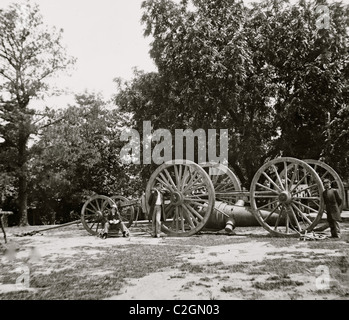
[204,200,286,232]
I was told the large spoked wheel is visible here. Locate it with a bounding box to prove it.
[110,195,135,228]
[250,157,324,237]
[200,162,242,205]
[146,160,215,237]
[81,195,116,236]
[303,159,345,212]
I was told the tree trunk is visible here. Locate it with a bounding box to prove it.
[18,126,29,226]
[18,174,28,226]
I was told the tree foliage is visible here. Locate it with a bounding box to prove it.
[115,0,348,186]
[28,93,141,224]
[0,1,75,225]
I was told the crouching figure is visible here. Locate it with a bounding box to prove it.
[100,204,129,239]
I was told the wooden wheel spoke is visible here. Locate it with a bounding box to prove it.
[210,172,220,185]
[101,200,110,212]
[184,196,208,203]
[185,200,208,208]
[256,182,279,194]
[310,200,320,208]
[215,175,231,186]
[165,203,175,214]
[292,183,318,196]
[180,165,190,190]
[95,199,102,211]
[181,205,198,228]
[174,165,181,188]
[185,182,207,194]
[182,170,199,192]
[85,207,97,214]
[171,207,180,231]
[272,164,285,191]
[320,171,329,180]
[294,196,320,201]
[89,201,99,212]
[257,199,279,210]
[155,176,175,193]
[290,173,307,193]
[164,168,178,191]
[283,161,288,191]
[262,172,283,192]
[254,194,279,198]
[159,172,176,191]
[273,205,284,230]
[178,164,183,187]
[290,203,313,224]
[215,185,238,192]
[183,173,203,194]
[292,199,318,214]
[184,194,209,200]
[290,163,298,187]
[262,203,281,223]
[183,203,204,222]
[289,206,302,231]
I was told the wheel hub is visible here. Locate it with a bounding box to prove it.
[170,192,184,206]
[278,191,292,204]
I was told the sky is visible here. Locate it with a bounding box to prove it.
[0,0,342,108]
[0,0,158,107]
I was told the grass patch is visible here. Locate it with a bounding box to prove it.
[253,278,304,290]
[182,281,196,289]
[199,276,212,282]
[179,263,204,273]
[0,244,191,300]
[221,285,243,293]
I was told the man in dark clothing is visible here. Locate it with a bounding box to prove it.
[148,183,165,238]
[100,204,129,239]
[322,179,342,238]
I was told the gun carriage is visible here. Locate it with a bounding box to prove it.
[80,157,345,238]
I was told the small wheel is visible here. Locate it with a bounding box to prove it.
[110,195,135,228]
[81,195,116,236]
[200,162,242,205]
[250,157,324,237]
[146,160,215,237]
[303,159,346,213]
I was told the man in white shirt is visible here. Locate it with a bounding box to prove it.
[148,183,164,238]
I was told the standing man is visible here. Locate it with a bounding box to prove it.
[323,178,342,238]
[148,183,165,238]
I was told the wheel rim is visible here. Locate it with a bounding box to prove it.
[110,195,134,228]
[146,160,215,237]
[81,195,116,235]
[250,157,324,237]
[200,162,242,205]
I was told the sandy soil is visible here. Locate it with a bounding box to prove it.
[109,239,347,300]
[1,221,349,300]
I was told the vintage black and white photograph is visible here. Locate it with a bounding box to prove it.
[0,0,348,303]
